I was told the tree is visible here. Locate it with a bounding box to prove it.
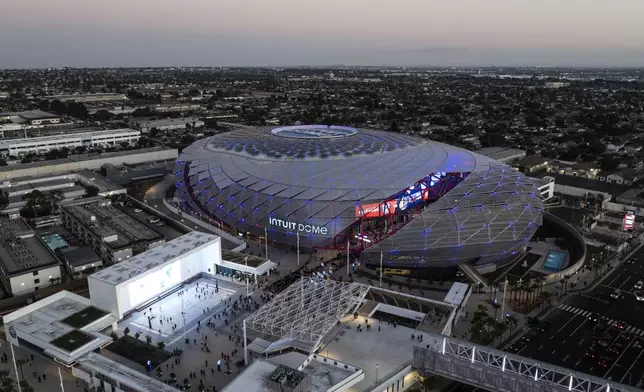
[157,341,166,350]
[145,335,152,344]
[45,149,60,161]
[123,327,130,336]
[599,156,620,172]
[134,332,141,340]
[0,190,8,210]
[74,145,87,154]
[85,185,100,198]
[20,190,52,218]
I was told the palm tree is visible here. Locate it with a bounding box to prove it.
[506,314,518,336]
[529,282,540,307]
[50,189,65,212]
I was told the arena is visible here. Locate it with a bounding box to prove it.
[174,125,543,268]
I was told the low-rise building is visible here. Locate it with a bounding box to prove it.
[100,160,174,185]
[45,93,128,103]
[0,216,62,295]
[17,110,61,125]
[477,147,526,163]
[0,129,140,157]
[516,155,549,173]
[0,170,126,213]
[135,117,204,133]
[61,199,165,263]
[2,290,115,365]
[598,168,641,185]
[0,147,178,181]
[60,246,103,277]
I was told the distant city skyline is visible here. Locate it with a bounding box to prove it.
[2,0,643,68]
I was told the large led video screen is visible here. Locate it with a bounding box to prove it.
[128,260,182,307]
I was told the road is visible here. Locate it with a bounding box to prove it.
[442,248,644,392]
[506,249,644,388]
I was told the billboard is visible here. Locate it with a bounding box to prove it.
[624,211,636,231]
[355,200,396,218]
[129,260,182,307]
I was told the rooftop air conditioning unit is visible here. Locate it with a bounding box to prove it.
[90,216,97,221]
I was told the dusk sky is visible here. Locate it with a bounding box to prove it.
[2,0,643,68]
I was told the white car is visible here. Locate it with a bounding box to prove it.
[610,289,622,299]
[148,217,160,224]
[635,291,644,301]
[134,208,143,213]
[635,280,644,290]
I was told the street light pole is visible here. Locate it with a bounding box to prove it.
[375,364,379,383]
[346,240,350,276]
[501,278,508,321]
[58,367,65,392]
[181,294,187,342]
[243,320,248,365]
[9,343,21,392]
[297,232,300,266]
[245,256,249,297]
[264,226,268,259]
[379,251,383,288]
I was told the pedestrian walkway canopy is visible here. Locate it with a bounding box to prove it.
[245,278,370,346]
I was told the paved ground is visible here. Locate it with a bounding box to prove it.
[119,277,239,346]
[0,340,85,392]
[501,247,644,389]
[118,203,185,241]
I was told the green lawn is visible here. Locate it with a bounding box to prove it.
[61,307,109,329]
[51,330,96,352]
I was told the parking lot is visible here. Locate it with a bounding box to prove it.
[118,203,186,241]
[506,250,644,388]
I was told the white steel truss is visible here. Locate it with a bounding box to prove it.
[245,278,370,347]
[414,334,638,392]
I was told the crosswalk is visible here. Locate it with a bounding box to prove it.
[557,304,644,336]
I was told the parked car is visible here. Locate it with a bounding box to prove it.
[610,289,623,299]
[635,280,644,290]
[635,291,644,301]
[134,208,143,213]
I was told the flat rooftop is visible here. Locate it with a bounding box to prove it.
[0,147,178,173]
[0,216,58,275]
[77,353,180,392]
[10,294,89,344]
[90,231,219,286]
[0,128,139,148]
[18,110,58,120]
[222,249,268,268]
[63,201,163,249]
[322,314,417,391]
[223,355,356,392]
[0,177,74,195]
[60,246,102,267]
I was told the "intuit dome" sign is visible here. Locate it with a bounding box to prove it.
[269,217,328,235]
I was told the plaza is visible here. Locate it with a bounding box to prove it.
[119,277,239,346]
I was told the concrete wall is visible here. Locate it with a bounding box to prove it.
[369,363,416,392]
[370,303,425,322]
[0,149,178,181]
[88,274,121,321]
[554,183,611,201]
[91,237,221,319]
[10,265,62,295]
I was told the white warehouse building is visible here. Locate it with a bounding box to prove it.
[87,232,221,320]
[0,129,141,157]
